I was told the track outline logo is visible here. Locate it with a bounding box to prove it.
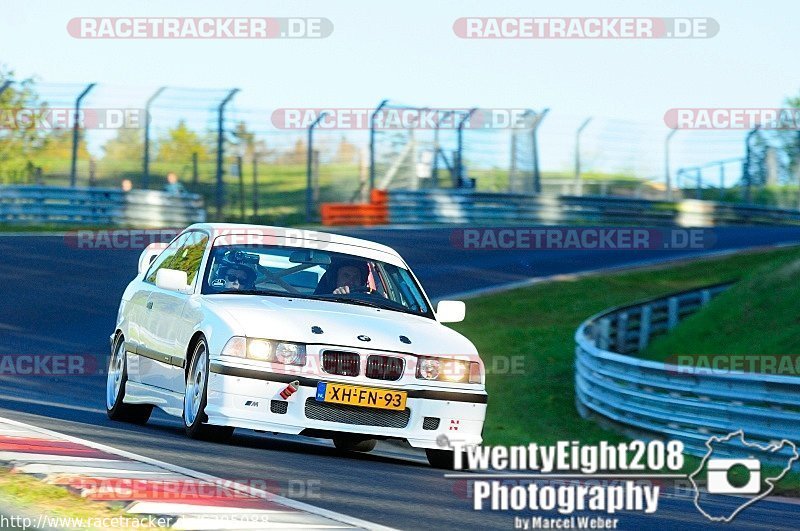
[689,430,798,522]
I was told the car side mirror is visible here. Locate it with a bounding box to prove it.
[437,300,466,323]
[138,242,168,275]
[156,268,191,294]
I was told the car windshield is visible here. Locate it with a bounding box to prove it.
[202,244,433,318]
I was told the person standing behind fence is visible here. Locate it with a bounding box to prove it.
[165,172,187,195]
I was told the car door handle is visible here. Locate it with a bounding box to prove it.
[146,301,153,310]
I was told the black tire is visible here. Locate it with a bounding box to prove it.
[333,435,377,453]
[106,335,153,425]
[426,448,460,469]
[183,338,234,442]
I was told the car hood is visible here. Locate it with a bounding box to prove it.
[202,295,478,356]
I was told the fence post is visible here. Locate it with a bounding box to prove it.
[597,318,611,350]
[306,111,328,223]
[69,83,96,187]
[638,305,652,351]
[215,88,240,220]
[88,158,96,187]
[667,297,679,330]
[369,99,389,192]
[700,289,711,306]
[664,129,677,201]
[252,151,259,220]
[616,312,629,352]
[191,152,199,187]
[433,110,453,188]
[531,108,549,195]
[456,108,478,188]
[742,125,761,204]
[719,162,725,201]
[142,86,166,190]
[573,117,592,196]
[237,155,245,221]
[313,150,320,205]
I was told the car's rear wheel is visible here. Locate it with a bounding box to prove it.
[183,338,234,442]
[425,448,459,469]
[106,335,152,424]
[333,435,377,453]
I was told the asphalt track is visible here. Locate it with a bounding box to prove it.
[1,226,800,530]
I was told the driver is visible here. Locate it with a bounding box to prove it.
[332,261,370,295]
[214,263,257,291]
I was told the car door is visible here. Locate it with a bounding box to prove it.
[154,230,209,393]
[127,233,189,384]
[136,232,192,390]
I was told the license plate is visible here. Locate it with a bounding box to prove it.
[316,382,407,411]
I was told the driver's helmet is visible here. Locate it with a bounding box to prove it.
[210,250,257,289]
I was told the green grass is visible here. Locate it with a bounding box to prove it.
[448,246,800,493]
[448,246,800,447]
[640,249,800,369]
[0,469,161,529]
[685,184,800,210]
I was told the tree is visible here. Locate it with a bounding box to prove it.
[335,135,360,164]
[155,120,211,164]
[783,94,800,187]
[101,127,143,164]
[230,121,272,160]
[0,66,50,182]
[276,137,307,165]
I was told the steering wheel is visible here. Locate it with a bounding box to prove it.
[334,285,374,295]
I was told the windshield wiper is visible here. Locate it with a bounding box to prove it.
[312,295,386,309]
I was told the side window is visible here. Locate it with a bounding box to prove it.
[145,233,191,284]
[170,232,209,285]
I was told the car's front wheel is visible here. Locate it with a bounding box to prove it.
[183,337,234,442]
[106,335,152,424]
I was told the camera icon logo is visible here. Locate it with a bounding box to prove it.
[706,458,761,494]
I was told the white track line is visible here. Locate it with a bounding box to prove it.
[0,416,395,531]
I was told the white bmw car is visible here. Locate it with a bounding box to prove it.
[107,223,487,467]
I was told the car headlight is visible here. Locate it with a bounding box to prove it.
[247,339,273,361]
[416,356,482,383]
[221,337,306,366]
[442,360,468,382]
[221,336,246,358]
[275,342,304,365]
[417,358,440,380]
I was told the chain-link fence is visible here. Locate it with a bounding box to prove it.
[3,71,800,226]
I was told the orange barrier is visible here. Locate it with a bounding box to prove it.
[320,189,389,226]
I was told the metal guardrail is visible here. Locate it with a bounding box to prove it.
[574,282,800,463]
[0,185,206,227]
[387,190,800,226]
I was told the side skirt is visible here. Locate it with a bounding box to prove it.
[124,381,184,418]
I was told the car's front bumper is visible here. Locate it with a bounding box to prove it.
[205,361,487,449]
